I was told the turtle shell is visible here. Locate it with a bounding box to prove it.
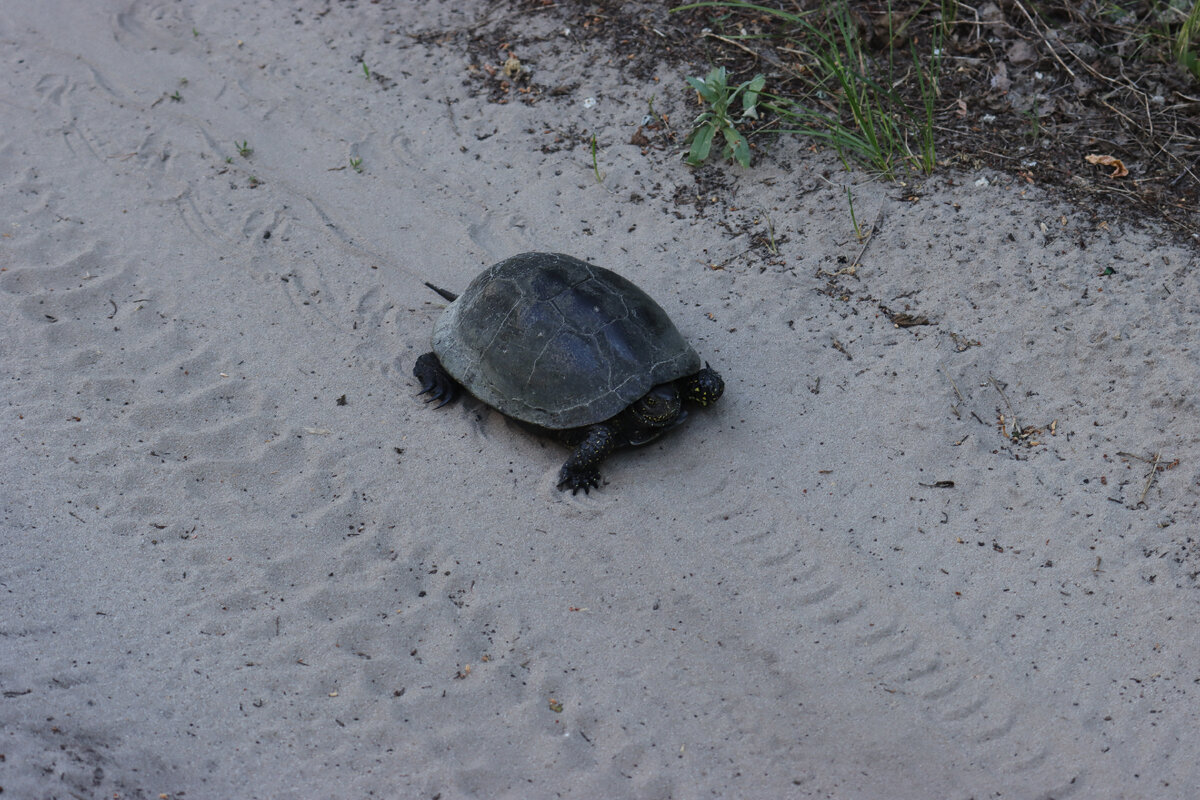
[431,252,701,429]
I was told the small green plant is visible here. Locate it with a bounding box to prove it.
[645,94,668,128]
[236,140,252,158]
[1173,1,1200,79]
[1023,97,1041,143]
[362,63,371,79]
[589,134,605,183]
[910,34,940,174]
[755,206,778,254]
[940,0,959,35]
[170,90,182,102]
[845,187,865,241]
[350,157,363,173]
[683,66,766,167]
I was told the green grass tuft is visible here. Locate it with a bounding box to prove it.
[1173,1,1200,79]
[675,1,942,178]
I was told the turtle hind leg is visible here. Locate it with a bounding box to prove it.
[413,352,460,408]
[681,363,725,407]
[557,424,617,494]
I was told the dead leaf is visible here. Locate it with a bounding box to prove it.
[990,62,1011,92]
[1006,40,1038,65]
[880,305,933,327]
[891,313,932,327]
[1085,154,1129,178]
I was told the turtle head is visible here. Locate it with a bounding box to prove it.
[683,363,724,407]
[631,383,682,428]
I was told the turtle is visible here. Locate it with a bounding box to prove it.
[413,252,724,493]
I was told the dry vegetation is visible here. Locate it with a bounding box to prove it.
[668,1,1200,235]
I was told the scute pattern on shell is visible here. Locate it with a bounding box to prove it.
[431,253,701,429]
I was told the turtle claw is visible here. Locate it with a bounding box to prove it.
[413,352,460,408]
[557,464,601,495]
[422,382,457,408]
[426,391,456,409]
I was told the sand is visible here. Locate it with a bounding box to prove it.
[3,1,1199,798]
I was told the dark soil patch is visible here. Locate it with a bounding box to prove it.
[457,1,1199,238]
[673,0,1199,236]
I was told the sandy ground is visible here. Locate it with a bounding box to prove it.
[3,1,1200,798]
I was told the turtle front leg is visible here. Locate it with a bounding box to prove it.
[413,352,460,408]
[557,424,617,494]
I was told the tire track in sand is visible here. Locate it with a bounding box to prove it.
[704,495,1081,795]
